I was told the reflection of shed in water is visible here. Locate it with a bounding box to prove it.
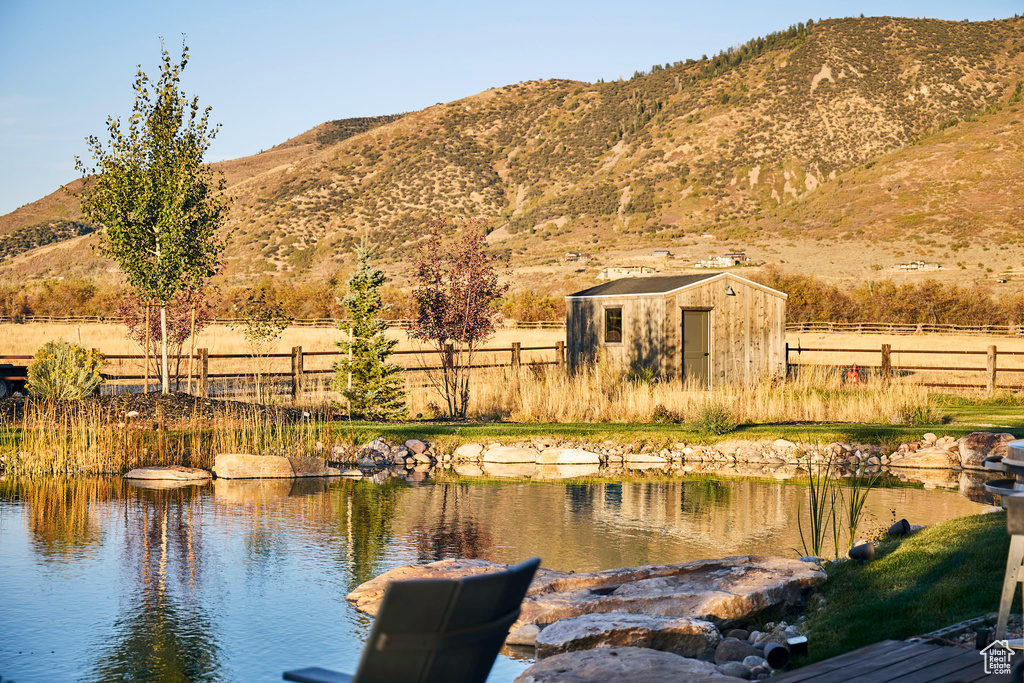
[565,273,787,388]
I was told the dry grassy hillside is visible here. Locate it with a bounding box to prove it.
[2,15,1022,291]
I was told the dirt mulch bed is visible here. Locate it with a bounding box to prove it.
[0,392,343,430]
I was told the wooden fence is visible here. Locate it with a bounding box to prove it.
[786,343,1024,391]
[0,315,566,330]
[0,342,567,399]
[785,321,1024,337]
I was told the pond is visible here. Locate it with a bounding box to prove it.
[0,474,991,682]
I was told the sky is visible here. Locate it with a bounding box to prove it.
[0,0,1020,216]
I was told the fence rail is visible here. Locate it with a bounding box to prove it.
[786,342,1022,391]
[0,341,566,399]
[0,315,568,330]
[785,321,1024,337]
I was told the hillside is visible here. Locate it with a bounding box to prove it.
[2,15,1023,293]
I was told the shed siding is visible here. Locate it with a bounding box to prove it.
[567,273,786,385]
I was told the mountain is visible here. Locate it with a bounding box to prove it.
[2,15,1023,293]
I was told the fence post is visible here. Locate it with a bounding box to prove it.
[292,346,304,403]
[511,342,521,372]
[199,348,209,398]
[555,341,565,370]
[785,342,790,378]
[881,344,891,383]
[988,345,997,394]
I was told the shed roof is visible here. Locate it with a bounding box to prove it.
[566,272,786,299]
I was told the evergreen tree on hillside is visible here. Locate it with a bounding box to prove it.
[332,246,406,420]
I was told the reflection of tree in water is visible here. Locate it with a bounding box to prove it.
[334,478,406,591]
[90,485,224,683]
[9,476,124,561]
[413,483,495,564]
[680,479,730,513]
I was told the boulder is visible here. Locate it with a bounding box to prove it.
[349,556,825,631]
[536,448,601,465]
[715,637,759,664]
[212,453,341,479]
[405,439,428,454]
[958,432,1016,470]
[718,661,751,679]
[514,647,733,683]
[482,446,539,464]
[124,465,211,481]
[453,443,485,460]
[534,612,721,658]
[888,447,960,470]
[363,439,391,456]
[772,439,796,450]
[507,624,541,647]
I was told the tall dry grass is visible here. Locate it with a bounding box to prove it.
[407,362,939,425]
[0,400,358,476]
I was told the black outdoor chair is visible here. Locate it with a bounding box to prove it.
[283,557,540,683]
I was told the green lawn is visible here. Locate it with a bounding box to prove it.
[800,511,1013,665]
[332,418,1018,449]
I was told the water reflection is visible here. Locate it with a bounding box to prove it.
[91,485,223,682]
[0,473,993,683]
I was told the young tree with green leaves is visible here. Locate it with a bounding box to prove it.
[75,41,228,394]
[332,247,406,420]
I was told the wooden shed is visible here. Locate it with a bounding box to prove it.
[565,273,787,387]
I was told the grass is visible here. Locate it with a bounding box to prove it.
[801,511,1013,665]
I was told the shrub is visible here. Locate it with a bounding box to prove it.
[27,341,105,400]
[690,402,737,435]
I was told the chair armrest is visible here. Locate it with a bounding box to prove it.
[283,667,354,683]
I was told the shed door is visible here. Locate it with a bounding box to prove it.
[682,310,710,388]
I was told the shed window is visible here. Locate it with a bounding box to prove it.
[604,308,622,343]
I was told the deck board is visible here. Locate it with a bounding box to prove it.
[772,639,1014,683]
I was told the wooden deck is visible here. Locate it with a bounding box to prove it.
[772,639,1014,682]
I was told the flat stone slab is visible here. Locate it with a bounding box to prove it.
[124,465,212,481]
[482,446,539,463]
[535,612,721,659]
[213,453,342,479]
[889,446,960,470]
[348,556,825,631]
[536,448,601,465]
[514,646,732,683]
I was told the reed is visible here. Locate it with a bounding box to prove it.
[797,454,838,560]
[0,397,363,476]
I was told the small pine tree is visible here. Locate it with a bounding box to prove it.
[332,247,406,420]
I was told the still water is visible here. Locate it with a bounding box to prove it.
[0,474,989,683]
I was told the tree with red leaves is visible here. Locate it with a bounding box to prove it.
[410,219,509,419]
[119,288,214,391]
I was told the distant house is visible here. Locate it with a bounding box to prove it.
[598,266,656,279]
[564,252,592,263]
[895,260,943,271]
[565,273,788,387]
[695,256,737,268]
[652,250,673,258]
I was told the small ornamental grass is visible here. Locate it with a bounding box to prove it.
[27,340,106,400]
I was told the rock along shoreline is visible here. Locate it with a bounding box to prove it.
[347,555,827,682]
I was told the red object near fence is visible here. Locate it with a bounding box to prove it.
[846,363,860,383]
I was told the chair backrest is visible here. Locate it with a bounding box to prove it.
[352,557,540,683]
